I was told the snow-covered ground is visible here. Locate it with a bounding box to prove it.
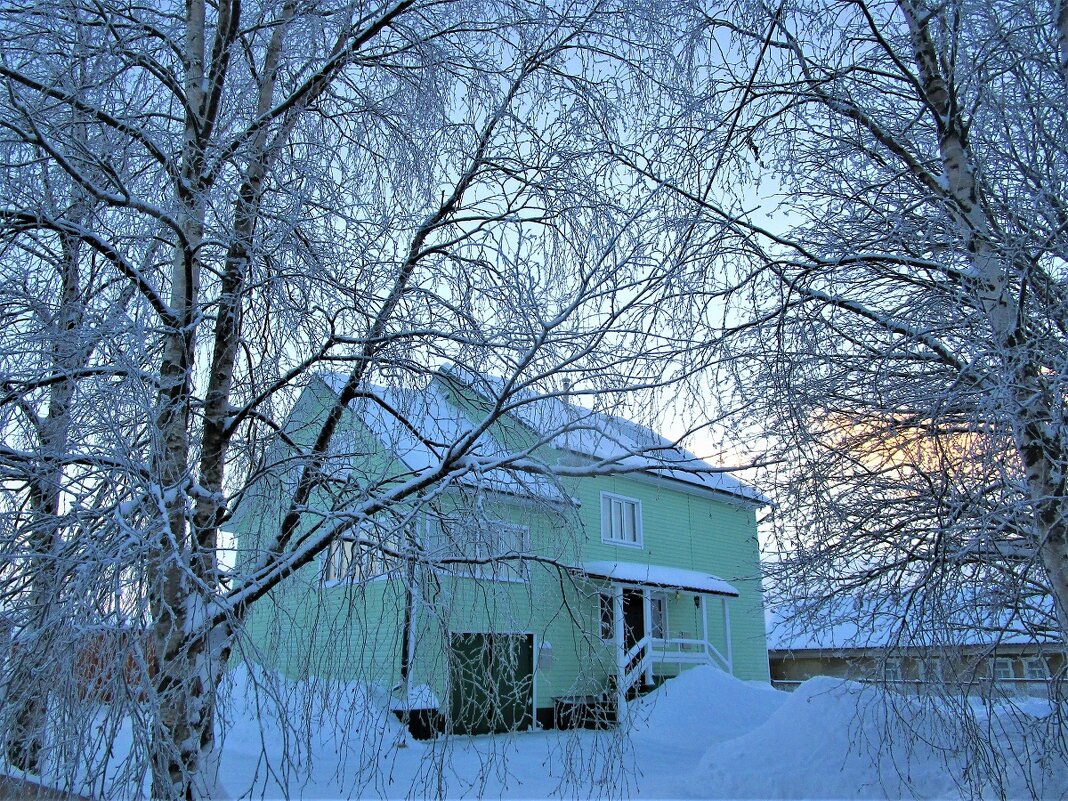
[202,665,1065,800]
[26,664,1068,799]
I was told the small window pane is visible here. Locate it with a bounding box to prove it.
[921,657,943,683]
[883,659,903,683]
[1024,658,1049,680]
[324,526,399,583]
[324,538,355,581]
[602,494,641,546]
[992,658,1015,682]
[490,523,529,581]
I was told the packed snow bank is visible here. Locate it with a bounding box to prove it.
[631,665,785,748]
[34,663,1066,799]
[215,664,417,800]
[686,677,952,798]
[685,676,1068,799]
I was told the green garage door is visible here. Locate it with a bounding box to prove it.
[449,633,534,735]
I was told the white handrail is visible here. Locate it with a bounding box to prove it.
[618,634,653,695]
[622,635,651,667]
[655,637,705,647]
[649,638,731,672]
[704,642,731,672]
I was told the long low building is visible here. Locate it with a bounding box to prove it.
[766,592,1065,698]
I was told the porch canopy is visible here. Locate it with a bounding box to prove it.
[577,560,739,597]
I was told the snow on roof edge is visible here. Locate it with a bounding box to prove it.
[312,372,569,503]
[578,560,740,597]
[438,364,771,507]
[764,594,1064,652]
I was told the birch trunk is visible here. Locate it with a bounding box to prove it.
[3,112,101,768]
[148,0,209,793]
[5,236,83,773]
[163,7,294,795]
[898,0,1068,641]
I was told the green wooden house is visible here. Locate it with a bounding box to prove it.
[233,367,770,735]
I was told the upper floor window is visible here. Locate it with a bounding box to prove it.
[601,492,642,547]
[473,521,530,581]
[323,528,396,583]
[426,513,530,582]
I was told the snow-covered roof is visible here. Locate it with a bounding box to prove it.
[577,560,739,597]
[765,593,1063,653]
[316,373,568,503]
[441,365,769,506]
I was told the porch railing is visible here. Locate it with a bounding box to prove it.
[618,634,653,699]
[613,634,732,717]
[651,636,732,673]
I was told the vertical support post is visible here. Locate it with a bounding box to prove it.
[613,584,625,715]
[406,566,419,678]
[722,597,733,674]
[699,594,709,665]
[642,589,653,685]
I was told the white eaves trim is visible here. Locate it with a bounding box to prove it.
[579,560,739,597]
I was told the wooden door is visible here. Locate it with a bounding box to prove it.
[449,633,533,734]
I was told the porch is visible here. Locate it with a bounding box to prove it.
[578,561,739,712]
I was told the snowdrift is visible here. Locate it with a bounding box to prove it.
[24,662,1068,799]
[633,673,1066,800]
[630,665,785,747]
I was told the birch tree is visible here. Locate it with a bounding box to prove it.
[649,0,1068,704]
[0,33,148,772]
[0,0,730,797]
[609,0,1068,791]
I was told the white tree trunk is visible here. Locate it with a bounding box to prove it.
[898,0,1068,641]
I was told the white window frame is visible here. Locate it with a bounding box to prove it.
[883,658,903,684]
[1023,657,1050,681]
[323,537,358,583]
[919,657,944,684]
[600,492,643,548]
[322,530,395,584]
[991,657,1015,683]
[474,521,530,582]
